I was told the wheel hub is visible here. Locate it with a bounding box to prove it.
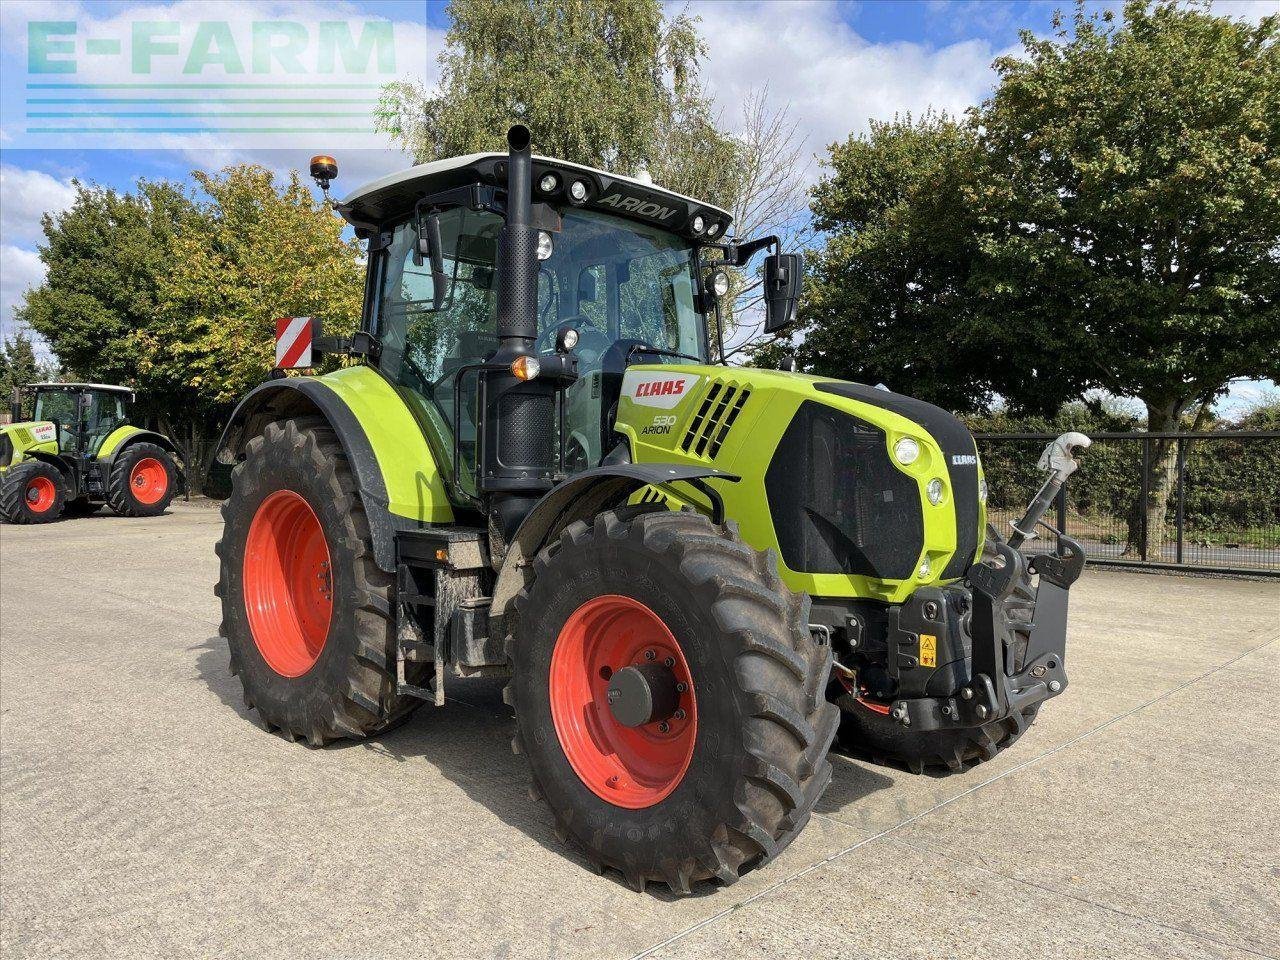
[548,595,697,809]
[607,663,680,727]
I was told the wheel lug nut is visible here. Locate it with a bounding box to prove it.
[657,721,670,733]
[676,682,687,693]
[673,709,685,720]
[663,656,674,667]
[644,650,655,661]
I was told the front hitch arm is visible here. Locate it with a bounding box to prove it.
[890,433,1090,732]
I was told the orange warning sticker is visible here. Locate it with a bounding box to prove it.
[919,633,937,667]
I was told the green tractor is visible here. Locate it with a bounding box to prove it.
[1,382,180,523]
[213,126,1089,893]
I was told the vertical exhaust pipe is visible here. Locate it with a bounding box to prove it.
[479,125,556,539]
[496,124,536,347]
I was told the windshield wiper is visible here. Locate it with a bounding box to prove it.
[626,344,708,366]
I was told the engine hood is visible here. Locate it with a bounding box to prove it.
[612,365,986,604]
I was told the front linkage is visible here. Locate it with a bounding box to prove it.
[880,433,1091,736]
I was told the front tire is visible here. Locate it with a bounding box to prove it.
[508,506,838,894]
[107,442,177,517]
[216,417,424,745]
[0,462,66,523]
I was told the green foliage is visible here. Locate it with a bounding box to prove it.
[799,113,997,412]
[17,166,363,490]
[0,329,53,419]
[798,1,1280,425]
[145,166,363,407]
[375,0,744,209]
[19,179,200,389]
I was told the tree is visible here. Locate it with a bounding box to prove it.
[375,0,813,352]
[795,1,1279,555]
[19,180,200,388]
[377,0,741,203]
[0,328,46,419]
[981,0,1279,556]
[142,166,364,490]
[19,168,362,494]
[793,112,1003,413]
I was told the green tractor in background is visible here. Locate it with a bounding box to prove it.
[212,127,1089,893]
[1,383,180,524]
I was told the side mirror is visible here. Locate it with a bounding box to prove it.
[763,253,803,334]
[414,210,448,310]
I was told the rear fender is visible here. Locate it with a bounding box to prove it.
[489,463,738,636]
[100,428,180,475]
[210,369,453,573]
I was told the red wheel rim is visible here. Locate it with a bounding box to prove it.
[26,476,56,513]
[129,457,168,505]
[549,595,697,809]
[242,490,333,677]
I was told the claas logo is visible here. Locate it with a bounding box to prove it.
[635,379,688,398]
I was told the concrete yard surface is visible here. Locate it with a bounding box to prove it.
[2,502,1277,960]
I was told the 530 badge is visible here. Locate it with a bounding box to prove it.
[641,415,678,436]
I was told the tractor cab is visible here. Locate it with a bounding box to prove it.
[333,147,795,501]
[21,383,133,458]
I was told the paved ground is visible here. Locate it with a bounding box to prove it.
[2,501,1277,960]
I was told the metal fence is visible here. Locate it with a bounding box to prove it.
[976,432,1280,577]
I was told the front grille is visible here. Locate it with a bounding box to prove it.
[681,382,750,459]
[765,401,923,580]
[815,382,980,579]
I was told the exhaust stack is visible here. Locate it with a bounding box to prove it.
[479,125,557,538]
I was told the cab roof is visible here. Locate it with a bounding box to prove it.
[339,153,733,241]
[30,382,133,394]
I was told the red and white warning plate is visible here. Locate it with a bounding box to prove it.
[275,316,315,369]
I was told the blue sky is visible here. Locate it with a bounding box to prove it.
[1,0,1274,413]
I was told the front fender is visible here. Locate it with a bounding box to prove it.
[489,463,738,632]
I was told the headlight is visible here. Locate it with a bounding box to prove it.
[691,215,705,234]
[917,557,932,579]
[710,270,730,297]
[706,222,720,237]
[536,230,554,260]
[927,478,944,505]
[979,478,988,503]
[538,173,558,193]
[893,437,919,466]
[569,179,588,201]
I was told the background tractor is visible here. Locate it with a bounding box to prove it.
[1,383,180,524]
[212,126,1087,894]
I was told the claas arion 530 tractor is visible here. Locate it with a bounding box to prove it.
[212,126,1089,893]
[1,383,179,523]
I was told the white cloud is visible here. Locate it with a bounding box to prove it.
[0,244,45,340]
[0,164,77,246]
[689,0,1002,171]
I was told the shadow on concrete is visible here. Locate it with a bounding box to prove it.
[193,637,894,897]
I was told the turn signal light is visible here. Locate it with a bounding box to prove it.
[511,356,541,381]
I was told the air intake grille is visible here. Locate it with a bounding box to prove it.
[681,382,750,459]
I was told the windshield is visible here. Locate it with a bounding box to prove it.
[33,389,128,454]
[373,206,707,489]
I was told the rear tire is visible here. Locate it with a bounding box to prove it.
[508,506,838,894]
[107,442,177,517]
[0,462,66,523]
[216,417,425,745]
